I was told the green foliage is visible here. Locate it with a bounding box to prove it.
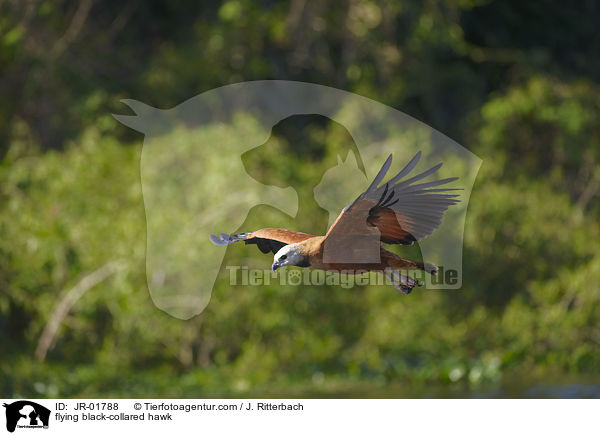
[1,1,599,397]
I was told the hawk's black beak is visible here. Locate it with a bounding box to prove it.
[272,261,281,271]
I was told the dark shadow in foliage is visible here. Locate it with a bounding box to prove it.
[461,1,600,79]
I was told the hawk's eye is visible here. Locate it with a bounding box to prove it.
[280,255,287,260]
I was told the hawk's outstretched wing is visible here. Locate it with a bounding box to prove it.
[324,152,461,246]
[210,228,316,255]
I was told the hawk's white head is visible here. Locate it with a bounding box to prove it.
[272,244,309,271]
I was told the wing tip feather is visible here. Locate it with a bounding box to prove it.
[209,232,252,246]
[209,234,227,245]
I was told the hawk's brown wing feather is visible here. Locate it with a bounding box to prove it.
[209,228,316,255]
[366,208,417,245]
[324,152,460,246]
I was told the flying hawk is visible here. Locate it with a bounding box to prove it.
[210,152,460,293]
